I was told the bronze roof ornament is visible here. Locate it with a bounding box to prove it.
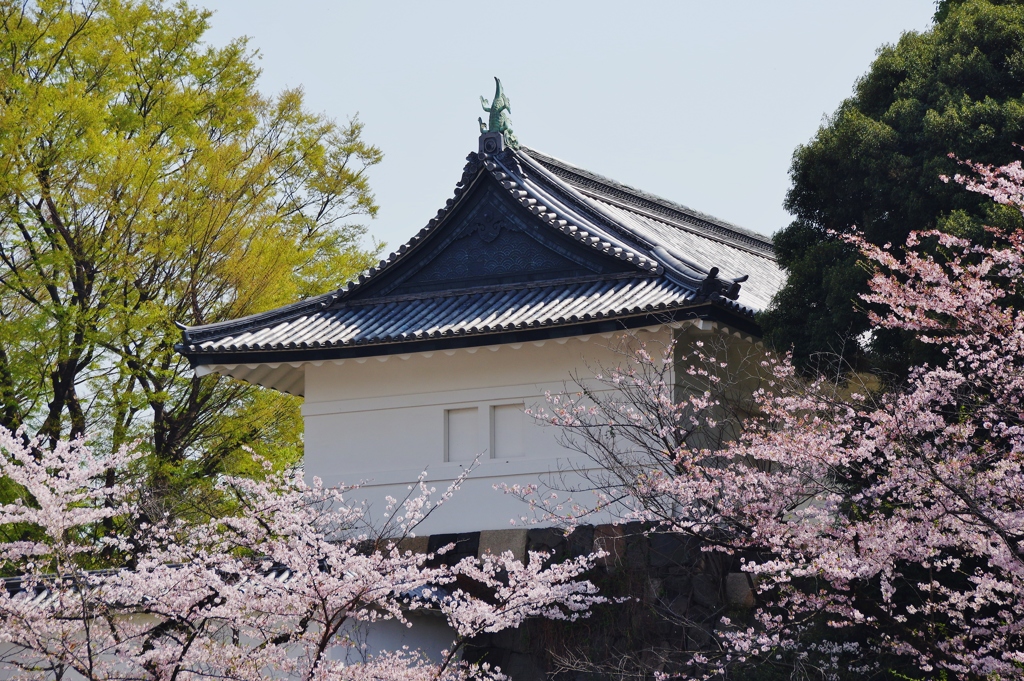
[478,77,519,150]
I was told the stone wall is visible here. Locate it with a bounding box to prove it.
[404,524,756,681]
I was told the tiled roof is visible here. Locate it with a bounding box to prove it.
[185,277,704,353]
[517,149,785,313]
[177,143,784,368]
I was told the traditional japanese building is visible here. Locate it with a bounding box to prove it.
[176,80,785,537]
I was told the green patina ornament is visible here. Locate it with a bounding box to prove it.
[479,77,519,149]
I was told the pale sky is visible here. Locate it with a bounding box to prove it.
[198,1,937,251]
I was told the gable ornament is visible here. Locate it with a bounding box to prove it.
[479,77,519,151]
[472,210,505,243]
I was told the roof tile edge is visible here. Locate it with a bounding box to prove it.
[520,146,775,258]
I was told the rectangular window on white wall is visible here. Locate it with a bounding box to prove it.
[491,403,525,459]
[445,407,479,462]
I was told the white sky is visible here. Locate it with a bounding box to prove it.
[198,0,937,251]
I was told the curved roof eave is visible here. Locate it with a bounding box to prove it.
[177,144,783,368]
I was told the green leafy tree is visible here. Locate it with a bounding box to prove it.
[762,0,1024,377]
[0,0,382,502]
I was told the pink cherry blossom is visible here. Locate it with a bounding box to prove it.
[516,159,1024,679]
[0,434,602,681]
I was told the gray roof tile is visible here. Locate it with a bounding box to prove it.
[178,144,784,363]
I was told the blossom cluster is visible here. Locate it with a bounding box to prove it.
[524,160,1024,679]
[0,433,602,681]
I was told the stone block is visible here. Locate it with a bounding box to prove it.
[649,532,695,568]
[526,527,567,561]
[463,645,508,669]
[690,573,720,608]
[686,624,713,649]
[478,529,528,563]
[725,572,756,608]
[646,577,663,602]
[488,624,531,654]
[566,524,594,558]
[396,536,429,555]
[667,593,689,619]
[662,575,692,598]
[593,524,625,566]
[503,652,546,681]
[427,532,480,566]
[624,523,649,569]
[639,647,667,674]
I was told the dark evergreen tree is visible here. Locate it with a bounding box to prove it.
[762,0,1024,378]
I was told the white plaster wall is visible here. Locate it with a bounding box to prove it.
[302,328,673,535]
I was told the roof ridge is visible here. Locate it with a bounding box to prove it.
[481,151,661,273]
[510,150,663,257]
[520,146,775,257]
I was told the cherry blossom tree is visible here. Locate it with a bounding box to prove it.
[0,430,602,681]
[524,161,1024,679]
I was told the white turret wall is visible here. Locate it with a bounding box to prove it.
[301,327,673,535]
